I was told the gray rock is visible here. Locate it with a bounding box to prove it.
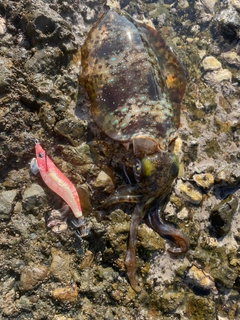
[22,184,47,214]
[0,189,18,219]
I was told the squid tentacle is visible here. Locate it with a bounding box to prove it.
[125,203,145,292]
[145,210,189,255]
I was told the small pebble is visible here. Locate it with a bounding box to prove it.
[93,171,115,193]
[177,207,189,220]
[51,283,78,303]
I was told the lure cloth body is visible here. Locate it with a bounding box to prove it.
[34,140,83,222]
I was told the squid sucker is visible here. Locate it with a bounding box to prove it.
[81,9,188,291]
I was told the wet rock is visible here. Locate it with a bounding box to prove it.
[216,6,240,39]
[185,264,215,292]
[201,56,221,71]
[194,245,238,290]
[52,317,74,320]
[107,220,129,254]
[24,48,63,74]
[178,0,189,10]
[170,193,184,209]
[62,143,93,166]
[32,73,54,95]
[0,189,18,219]
[175,180,202,204]
[50,248,72,283]
[0,56,13,92]
[231,0,240,11]
[201,0,217,12]
[22,183,47,214]
[77,185,92,216]
[3,169,30,188]
[158,291,184,313]
[221,51,240,68]
[2,277,17,316]
[138,224,165,253]
[39,102,57,128]
[93,171,115,194]
[185,295,216,319]
[210,263,237,289]
[194,0,216,23]
[54,118,87,146]
[177,207,189,220]
[21,1,72,47]
[203,69,232,84]
[190,159,215,174]
[209,195,238,238]
[193,173,214,188]
[51,283,78,303]
[79,250,94,269]
[0,16,6,35]
[16,295,33,311]
[215,163,240,186]
[79,268,106,294]
[19,264,49,291]
[98,266,117,282]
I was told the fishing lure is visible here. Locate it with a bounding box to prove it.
[31,140,84,230]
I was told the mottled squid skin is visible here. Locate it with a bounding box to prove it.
[81,9,188,291]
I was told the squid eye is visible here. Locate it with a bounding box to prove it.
[38,152,44,158]
[133,159,142,182]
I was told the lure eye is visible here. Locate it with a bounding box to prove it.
[133,159,142,182]
[38,152,44,158]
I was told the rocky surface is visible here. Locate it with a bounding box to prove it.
[0,0,239,319]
